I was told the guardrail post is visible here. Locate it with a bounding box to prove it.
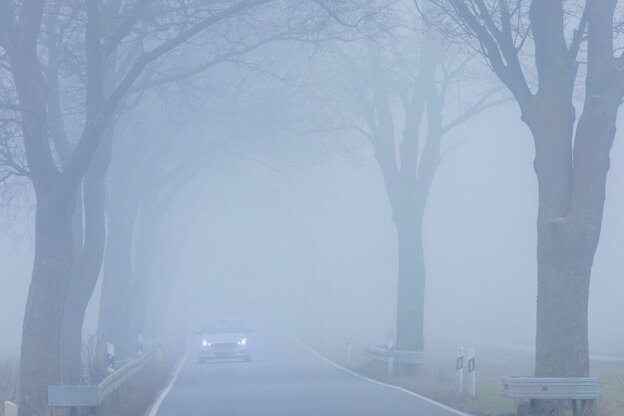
[456,346,464,395]
[4,401,17,416]
[106,342,116,373]
[138,334,144,354]
[387,339,394,377]
[468,347,476,398]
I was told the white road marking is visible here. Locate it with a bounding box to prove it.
[145,337,191,416]
[295,336,472,416]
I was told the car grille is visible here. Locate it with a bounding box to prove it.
[213,342,239,350]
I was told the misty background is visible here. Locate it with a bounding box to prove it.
[3,99,623,357]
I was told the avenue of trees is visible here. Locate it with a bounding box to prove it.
[0,1,621,416]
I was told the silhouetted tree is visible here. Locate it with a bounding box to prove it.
[426,1,623,413]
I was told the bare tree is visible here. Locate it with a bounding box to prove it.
[0,1,280,414]
[425,0,624,413]
[95,0,379,361]
[57,0,321,384]
[310,5,503,364]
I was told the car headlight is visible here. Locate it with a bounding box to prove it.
[238,337,247,345]
[202,340,210,347]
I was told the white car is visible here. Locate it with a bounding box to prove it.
[197,318,252,363]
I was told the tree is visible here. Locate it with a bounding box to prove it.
[0,1,278,414]
[426,0,623,413]
[95,0,376,360]
[97,112,211,358]
[307,4,502,360]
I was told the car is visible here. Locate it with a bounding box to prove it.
[197,318,252,363]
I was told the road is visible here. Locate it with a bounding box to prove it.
[152,328,467,416]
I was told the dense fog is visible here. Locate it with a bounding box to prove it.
[3,101,624,355]
[2,1,624,415]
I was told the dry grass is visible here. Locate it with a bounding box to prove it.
[311,335,624,416]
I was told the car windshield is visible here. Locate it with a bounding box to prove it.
[201,319,246,334]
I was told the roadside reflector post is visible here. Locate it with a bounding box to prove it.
[106,343,116,373]
[387,339,394,378]
[468,347,476,398]
[456,346,464,395]
[4,401,17,416]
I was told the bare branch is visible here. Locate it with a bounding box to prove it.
[108,0,273,109]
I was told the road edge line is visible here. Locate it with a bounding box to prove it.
[145,335,191,416]
[294,336,472,416]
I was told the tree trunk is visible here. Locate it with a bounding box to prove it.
[394,211,426,353]
[60,126,112,384]
[19,184,76,416]
[128,209,158,344]
[523,92,617,413]
[144,219,191,339]
[59,179,106,383]
[98,200,139,359]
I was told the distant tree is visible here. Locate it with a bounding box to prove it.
[97,110,215,358]
[95,0,381,360]
[426,1,624,413]
[308,4,502,363]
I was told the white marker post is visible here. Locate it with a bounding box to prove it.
[106,342,116,373]
[456,346,464,395]
[387,339,394,378]
[4,401,17,416]
[468,347,476,398]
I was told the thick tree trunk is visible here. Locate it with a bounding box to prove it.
[144,219,190,339]
[394,213,426,353]
[523,93,616,413]
[19,184,76,416]
[60,127,112,384]
[59,191,105,384]
[98,200,139,359]
[128,210,158,343]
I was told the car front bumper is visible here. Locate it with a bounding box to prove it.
[199,343,250,359]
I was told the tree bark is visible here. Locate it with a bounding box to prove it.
[394,211,426,352]
[19,184,77,416]
[98,195,140,359]
[144,217,191,339]
[522,89,617,413]
[128,206,159,343]
[60,125,113,384]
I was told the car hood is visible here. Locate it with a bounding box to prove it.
[201,332,247,344]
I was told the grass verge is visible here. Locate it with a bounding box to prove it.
[312,337,624,416]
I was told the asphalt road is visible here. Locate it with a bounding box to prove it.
[152,328,466,416]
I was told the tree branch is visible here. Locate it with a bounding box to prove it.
[449,0,531,104]
[108,0,273,110]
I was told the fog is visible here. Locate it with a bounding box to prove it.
[3,102,624,355]
[2,2,624,415]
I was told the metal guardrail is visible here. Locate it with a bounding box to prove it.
[4,401,17,416]
[501,377,599,400]
[363,345,426,365]
[48,350,157,407]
